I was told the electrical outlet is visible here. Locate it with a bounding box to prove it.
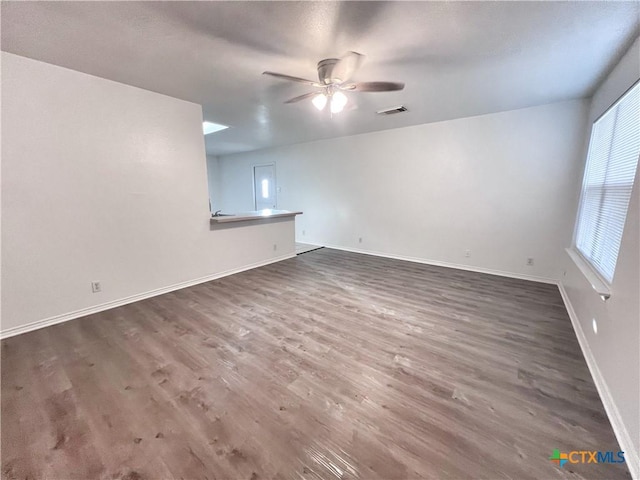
[91,281,101,293]
[465,250,471,258]
[358,237,363,243]
[526,257,534,266]
[273,244,277,251]
[302,230,306,236]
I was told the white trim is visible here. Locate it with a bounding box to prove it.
[0,253,295,339]
[558,283,639,480]
[566,248,611,300]
[318,243,558,284]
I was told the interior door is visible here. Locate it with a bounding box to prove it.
[253,164,276,210]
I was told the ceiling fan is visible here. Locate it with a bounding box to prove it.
[263,52,404,114]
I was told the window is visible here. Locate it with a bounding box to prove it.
[574,81,640,284]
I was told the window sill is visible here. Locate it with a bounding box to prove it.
[566,248,611,301]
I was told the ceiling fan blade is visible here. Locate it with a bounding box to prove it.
[284,92,319,104]
[262,71,321,86]
[330,51,364,83]
[343,81,405,92]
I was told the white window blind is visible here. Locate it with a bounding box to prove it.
[575,81,640,284]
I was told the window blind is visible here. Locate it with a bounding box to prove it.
[575,81,640,284]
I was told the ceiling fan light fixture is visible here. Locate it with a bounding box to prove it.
[312,93,327,111]
[265,52,402,115]
[330,91,347,113]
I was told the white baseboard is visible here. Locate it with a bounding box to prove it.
[318,243,558,284]
[0,253,296,340]
[558,283,639,480]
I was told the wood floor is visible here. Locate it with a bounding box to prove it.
[1,249,629,479]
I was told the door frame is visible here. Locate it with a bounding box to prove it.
[252,163,277,211]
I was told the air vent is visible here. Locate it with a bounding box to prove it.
[376,105,408,115]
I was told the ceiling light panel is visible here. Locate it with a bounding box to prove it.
[203,121,229,135]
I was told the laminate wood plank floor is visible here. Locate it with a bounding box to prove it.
[1,249,629,479]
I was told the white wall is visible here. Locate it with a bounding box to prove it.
[1,53,295,336]
[218,99,589,281]
[206,154,222,212]
[560,37,640,479]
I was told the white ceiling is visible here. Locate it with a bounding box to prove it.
[2,1,639,156]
